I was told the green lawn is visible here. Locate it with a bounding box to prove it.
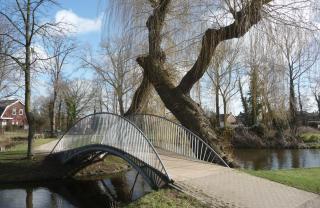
[0,138,56,161]
[243,168,320,194]
[123,189,209,208]
[7,138,56,151]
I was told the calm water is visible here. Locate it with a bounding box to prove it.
[0,169,152,208]
[1,150,319,207]
[233,149,320,170]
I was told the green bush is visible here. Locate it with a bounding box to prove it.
[300,133,320,143]
[308,135,320,143]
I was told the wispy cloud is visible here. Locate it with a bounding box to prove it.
[55,10,102,35]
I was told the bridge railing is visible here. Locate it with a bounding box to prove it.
[127,114,229,167]
[51,113,169,178]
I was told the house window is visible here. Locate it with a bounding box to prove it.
[19,109,23,115]
[12,108,16,115]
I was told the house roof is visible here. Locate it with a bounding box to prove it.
[0,99,20,117]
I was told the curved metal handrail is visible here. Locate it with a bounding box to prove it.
[126,114,229,167]
[50,112,170,179]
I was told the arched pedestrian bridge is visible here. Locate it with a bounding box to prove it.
[49,113,229,189]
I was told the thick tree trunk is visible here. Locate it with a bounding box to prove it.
[126,0,271,167]
[49,91,57,137]
[26,0,34,159]
[124,72,152,116]
[137,57,230,164]
[25,65,34,159]
[195,81,201,105]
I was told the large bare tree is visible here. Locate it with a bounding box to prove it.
[62,79,95,128]
[270,26,319,131]
[207,41,240,127]
[0,0,60,158]
[40,35,76,136]
[83,34,140,115]
[105,0,317,165]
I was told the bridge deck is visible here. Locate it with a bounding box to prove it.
[158,151,320,208]
[37,141,319,208]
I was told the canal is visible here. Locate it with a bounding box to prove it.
[1,149,320,207]
[233,148,320,170]
[0,169,151,208]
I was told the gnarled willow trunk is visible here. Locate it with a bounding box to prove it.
[125,0,271,167]
[124,71,152,116]
[135,56,233,165]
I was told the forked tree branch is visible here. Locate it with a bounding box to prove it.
[178,0,272,94]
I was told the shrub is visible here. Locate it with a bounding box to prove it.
[308,135,320,143]
[300,133,320,143]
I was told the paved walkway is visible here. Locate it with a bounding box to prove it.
[35,139,58,154]
[159,153,320,208]
[37,142,320,208]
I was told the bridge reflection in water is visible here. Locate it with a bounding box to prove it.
[49,113,229,189]
[0,169,151,208]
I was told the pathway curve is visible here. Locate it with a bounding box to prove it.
[159,152,320,208]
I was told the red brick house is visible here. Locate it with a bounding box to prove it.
[0,99,28,129]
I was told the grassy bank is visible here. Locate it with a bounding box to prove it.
[0,139,129,183]
[243,168,320,194]
[9,138,56,151]
[0,138,56,160]
[300,132,320,148]
[123,189,209,208]
[300,132,320,143]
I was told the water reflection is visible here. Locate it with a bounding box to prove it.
[0,169,152,208]
[26,188,33,208]
[233,149,320,170]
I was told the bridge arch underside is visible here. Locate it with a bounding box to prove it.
[51,144,170,189]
